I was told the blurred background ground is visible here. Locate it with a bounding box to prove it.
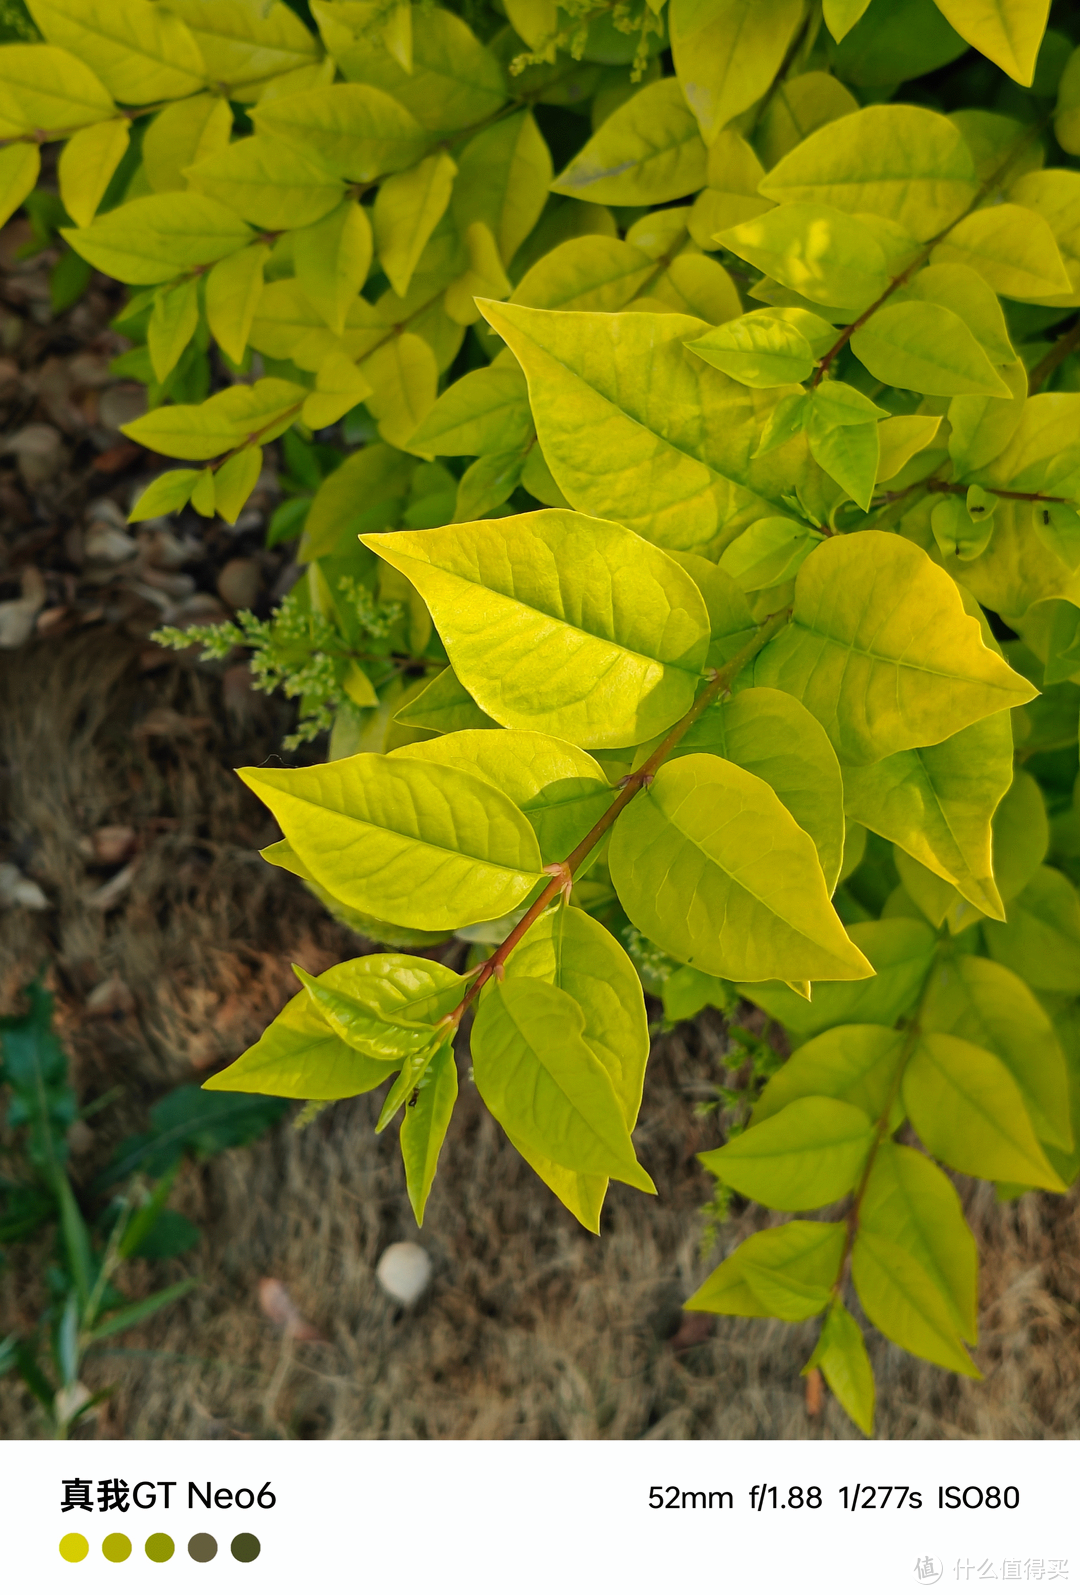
[2,216,1079,1443]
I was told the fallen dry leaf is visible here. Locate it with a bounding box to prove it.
[85,860,137,910]
[668,1311,714,1354]
[257,1278,326,1342]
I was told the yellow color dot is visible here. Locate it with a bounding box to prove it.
[102,1533,132,1563]
[59,1534,89,1563]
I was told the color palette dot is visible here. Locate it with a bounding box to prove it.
[188,1533,217,1563]
[59,1534,89,1563]
[102,1533,132,1563]
[145,1533,174,1564]
[231,1533,261,1563]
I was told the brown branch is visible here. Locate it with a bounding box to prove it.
[441,606,793,1031]
[925,479,1072,505]
[1027,320,1080,395]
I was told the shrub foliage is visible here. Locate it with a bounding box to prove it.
[7,0,1080,1432]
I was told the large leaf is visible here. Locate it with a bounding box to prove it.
[121,377,305,458]
[931,204,1072,300]
[253,82,429,182]
[361,510,710,749]
[62,192,253,284]
[685,1220,846,1317]
[480,302,828,554]
[374,151,458,300]
[452,110,551,266]
[933,0,1050,85]
[550,78,707,207]
[410,364,532,457]
[163,0,322,95]
[903,1031,1066,1189]
[670,0,803,145]
[512,236,657,314]
[859,1141,977,1342]
[187,132,345,229]
[753,531,1035,764]
[852,1229,980,1376]
[0,42,114,134]
[203,990,396,1102]
[758,103,979,240]
[390,730,610,862]
[675,686,845,891]
[719,204,889,312]
[26,0,206,103]
[701,1096,874,1209]
[752,1024,908,1130]
[841,711,1013,919]
[609,753,874,983]
[984,866,1080,994]
[849,300,1012,397]
[238,752,544,931]
[471,977,655,1191]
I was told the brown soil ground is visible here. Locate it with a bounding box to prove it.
[2,633,1078,1441]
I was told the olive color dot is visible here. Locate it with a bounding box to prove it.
[231,1533,261,1563]
[145,1533,174,1563]
[102,1533,132,1563]
[188,1533,218,1563]
[59,1534,89,1563]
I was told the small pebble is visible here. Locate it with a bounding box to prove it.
[375,1242,432,1307]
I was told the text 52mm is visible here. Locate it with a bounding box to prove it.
[648,1487,734,1510]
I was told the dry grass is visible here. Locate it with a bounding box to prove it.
[2,634,1079,1441]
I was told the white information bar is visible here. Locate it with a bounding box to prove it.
[3,1439,1075,1594]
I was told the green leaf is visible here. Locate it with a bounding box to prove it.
[293,200,373,336]
[471,977,656,1192]
[87,1277,199,1344]
[411,364,532,458]
[984,866,1080,994]
[0,143,39,232]
[676,686,845,892]
[719,203,889,312]
[669,551,755,670]
[903,1031,1066,1188]
[361,510,710,749]
[392,667,498,735]
[903,262,1016,366]
[758,104,978,241]
[362,331,438,450]
[931,203,1072,300]
[805,417,879,511]
[859,1140,977,1341]
[670,0,803,146]
[452,448,526,521]
[511,905,649,1124]
[452,110,551,267]
[121,376,305,458]
[292,966,438,1060]
[992,767,1048,904]
[205,992,394,1102]
[142,92,232,194]
[550,78,707,207]
[609,753,874,983]
[100,1084,287,1182]
[740,918,938,1038]
[686,309,833,388]
[752,1024,908,1130]
[802,1298,874,1435]
[148,277,199,385]
[26,0,207,102]
[923,954,1072,1152]
[400,1040,457,1225]
[187,132,345,230]
[758,72,861,170]
[374,150,457,299]
[843,712,1012,920]
[300,442,413,560]
[315,4,504,136]
[129,469,203,522]
[753,531,1036,764]
[238,751,544,931]
[165,0,322,96]
[932,0,1049,85]
[212,445,261,526]
[701,1095,873,1209]
[823,0,873,41]
[253,80,429,183]
[850,301,1012,398]
[0,42,115,135]
[480,302,824,555]
[685,1220,846,1316]
[302,349,374,432]
[513,236,657,315]
[62,191,253,285]
[390,730,610,862]
[205,243,267,367]
[56,116,128,229]
[852,1228,980,1376]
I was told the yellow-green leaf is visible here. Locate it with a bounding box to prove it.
[931,203,1072,300]
[513,235,657,314]
[213,445,262,526]
[984,865,1080,994]
[400,1040,457,1226]
[373,151,457,300]
[62,192,253,284]
[148,277,199,384]
[757,72,860,169]
[57,116,128,229]
[669,0,803,146]
[26,0,207,103]
[361,330,438,450]
[253,81,429,182]
[187,132,344,230]
[551,77,707,207]
[205,242,268,367]
[759,104,979,241]
[850,300,1012,397]
[142,92,232,195]
[452,109,551,266]
[719,203,889,311]
[753,530,1036,764]
[121,376,305,458]
[702,1095,873,1209]
[802,1299,874,1435]
[932,0,1050,85]
[0,142,40,231]
[205,989,396,1101]
[129,469,203,522]
[164,0,322,99]
[752,1024,908,1129]
[609,753,874,982]
[852,1228,980,1376]
[302,349,373,431]
[239,752,544,931]
[362,509,710,749]
[742,918,937,1038]
[686,1221,846,1317]
[294,199,373,335]
[410,364,532,458]
[0,42,115,135]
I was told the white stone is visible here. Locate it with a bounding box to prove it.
[375,1242,432,1307]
